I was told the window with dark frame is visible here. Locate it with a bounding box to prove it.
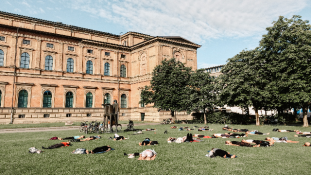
[46,43,54,48]
[68,46,74,51]
[87,49,93,54]
[44,114,50,118]
[105,52,110,56]
[121,54,126,59]
[0,36,5,41]
[23,39,30,45]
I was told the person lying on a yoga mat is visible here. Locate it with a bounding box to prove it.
[225,140,259,147]
[42,142,71,149]
[80,135,101,141]
[241,139,273,147]
[265,137,299,143]
[207,148,236,158]
[85,145,112,154]
[246,131,269,135]
[55,135,85,140]
[138,149,157,160]
[139,138,158,146]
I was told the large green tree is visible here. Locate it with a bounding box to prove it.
[184,69,215,124]
[216,49,270,125]
[140,58,192,120]
[260,15,311,127]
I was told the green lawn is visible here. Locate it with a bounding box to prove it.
[0,120,154,129]
[1,124,311,175]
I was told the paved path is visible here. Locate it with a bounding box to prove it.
[0,123,161,134]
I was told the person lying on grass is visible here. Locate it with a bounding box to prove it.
[274,129,297,132]
[167,137,176,142]
[295,134,311,138]
[51,135,85,140]
[295,131,311,135]
[303,142,311,147]
[265,137,299,143]
[232,129,249,132]
[145,128,156,131]
[139,138,158,146]
[225,140,259,147]
[171,126,177,129]
[85,145,112,154]
[198,127,213,131]
[212,133,247,138]
[222,125,231,130]
[137,149,157,160]
[113,133,128,141]
[241,139,274,147]
[207,148,236,158]
[80,135,101,141]
[42,141,71,149]
[246,131,270,135]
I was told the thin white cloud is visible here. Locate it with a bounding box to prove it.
[21,1,31,8]
[66,0,308,43]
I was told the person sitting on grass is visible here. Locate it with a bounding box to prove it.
[246,131,270,135]
[207,148,236,158]
[138,149,157,160]
[241,139,273,147]
[265,137,299,143]
[42,141,71,149]
[80,135,101,141]
[225,140,259,147]
[303,142,311,147]
[56,135,85,140]
[85,145,112,154]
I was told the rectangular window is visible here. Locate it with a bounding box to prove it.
[87,113,91,117]
[18,114,25,118]
[68,46,74,51]
[121,54,126,59]
[23,39,30,45]
[66,113,71,117]
[105,52,110,56]
[44,114,50,118]
[0,36,5,41]
[87,49,93,54]
[46,43,54,48]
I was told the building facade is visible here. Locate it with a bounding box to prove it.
[0,11,200,124]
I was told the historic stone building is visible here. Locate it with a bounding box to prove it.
[0,11,200,124]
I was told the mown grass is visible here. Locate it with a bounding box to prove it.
[0,120,154,129]
[1,123,311,175]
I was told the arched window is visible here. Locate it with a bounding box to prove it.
[45,55,53,70]
[86,60,93,74]
[86,92,93,108]
[18,90,28,108]
[104,93,110,104]
[20,52,30,68]
[0,49,4,66]
[43,91,52,108]
[66,58,74,73]
[121,94,127,108]
[120,64,126,77]
[65,91,73,108]
[104,62,110,76]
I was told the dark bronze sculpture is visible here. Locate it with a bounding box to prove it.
[102,100,121,132]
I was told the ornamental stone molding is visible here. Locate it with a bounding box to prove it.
[63,88,77,108]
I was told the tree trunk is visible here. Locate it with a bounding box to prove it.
[255,107,260,126]
[170,111,175,122]
[203,108,207,125]
[303,104,309,127]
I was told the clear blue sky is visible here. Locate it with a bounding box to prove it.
[2,0,311,68]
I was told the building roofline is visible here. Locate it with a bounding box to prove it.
[204,64,226,69]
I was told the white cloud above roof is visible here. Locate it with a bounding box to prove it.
[67,0,308,43]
